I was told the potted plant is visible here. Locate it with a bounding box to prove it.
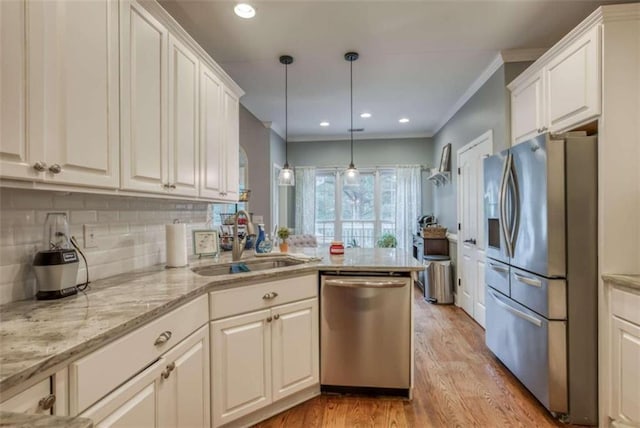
[277,226,291,252]
[376,233,397,248]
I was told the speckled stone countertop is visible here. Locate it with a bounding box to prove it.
[602,274,640,292]
[0,248,421,394]
[0,411,93,428]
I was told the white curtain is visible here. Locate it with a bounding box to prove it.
[295,167,316,235]
[394,166,421,251]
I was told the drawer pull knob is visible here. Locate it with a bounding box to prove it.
[262,292,278,300]
[38,394,56,411]
[161,362,176,379]
[273,314,280,320]
[266,316,273,322]
[48,164,62,174]
[33,161,47,172]
[154,331,172,346]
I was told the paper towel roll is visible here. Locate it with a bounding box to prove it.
[166,223,187,267]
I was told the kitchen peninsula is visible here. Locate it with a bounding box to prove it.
[0,248,422,427]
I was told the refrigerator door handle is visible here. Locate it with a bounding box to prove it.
[499,153,512,258]
[513,272,542,288]
[488,262,509,273]
[488,289,543,327]
[507,158,520,255]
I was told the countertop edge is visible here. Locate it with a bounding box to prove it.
[0,411,93,428]
[602,274,640,292]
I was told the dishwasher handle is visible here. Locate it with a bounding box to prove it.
[323,278,407,288]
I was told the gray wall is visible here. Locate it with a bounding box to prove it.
[239,105,271,226]
[429,62,531,231]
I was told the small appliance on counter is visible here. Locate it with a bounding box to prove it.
[417,214,436,234]
[33,212,79,300]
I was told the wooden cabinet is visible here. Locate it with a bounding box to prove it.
[0,0,120,188]
[609,286,640,427]
[509,24,601,145]
[210,275,319,427]
[81,325,210,428]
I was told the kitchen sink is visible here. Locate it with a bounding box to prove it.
[191,257,308,276]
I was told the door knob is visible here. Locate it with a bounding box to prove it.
[38,394,56,411]
[161,362,176,379]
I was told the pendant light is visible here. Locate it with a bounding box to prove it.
[278,55,295,186]
[344,52,360,186]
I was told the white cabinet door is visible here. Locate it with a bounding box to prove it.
[120,0,169,194]
[211,310,272,427]
[81,359,163,428]
[0,378,52,415]
[199,64,224,200]
[510,70,545,145]
[610,316,640,425]
[167,35,199,197]
[545,25,600,133]
[28,0,119,188]
[271,298,319,401]
[221,87,240,201]
[0,0,36,181]
[158,325,210,428]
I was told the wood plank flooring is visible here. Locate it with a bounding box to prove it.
[253,285,569,427]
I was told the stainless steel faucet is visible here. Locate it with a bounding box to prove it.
[232,210,255,261]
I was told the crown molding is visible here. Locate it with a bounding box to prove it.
[289,132,432,143]
[500,48,547,63]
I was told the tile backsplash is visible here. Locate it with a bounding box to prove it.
[0,188,209,305]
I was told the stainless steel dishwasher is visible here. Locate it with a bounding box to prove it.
[320,272,411,394]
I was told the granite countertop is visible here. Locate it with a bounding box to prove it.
[0,411,93,428]
[0,248,421,395]
[602,274,640,292]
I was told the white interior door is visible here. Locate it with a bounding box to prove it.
[457,131,493,328]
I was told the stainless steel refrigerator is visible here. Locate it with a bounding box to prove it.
[483,132,598,425]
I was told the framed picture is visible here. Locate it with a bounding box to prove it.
[193,229,219,257]
[439,143,451,172]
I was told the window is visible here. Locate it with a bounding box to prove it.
[314,169,396,247]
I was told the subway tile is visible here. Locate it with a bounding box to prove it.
[0,210,36,226]
[98,210,119,223]
[13,225,43,245]
[119,210,138,222]
[70,210,98,224]
[53,194,84,209]
[84,197,110,210]
[13,191,54,209]
[109,223,129,235]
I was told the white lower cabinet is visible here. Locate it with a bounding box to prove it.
[211,296,319,427]
[0,378,55,415]
[609,286,640,427]
[81,324,210,428]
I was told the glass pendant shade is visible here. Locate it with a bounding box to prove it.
[278,164,295,186]
[344,162,360,187]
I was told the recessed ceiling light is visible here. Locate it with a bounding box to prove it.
[360,113,371,118]
[399,118,410,123]
[234,3,255,18]
[320,121,330,127]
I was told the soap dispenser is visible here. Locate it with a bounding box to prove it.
[255,224,266,253]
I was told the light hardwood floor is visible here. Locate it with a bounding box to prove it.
[254,284,568,427]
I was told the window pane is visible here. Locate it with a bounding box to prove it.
[315,174,335,221]
[380,172,396,222]
[342,173,374,221]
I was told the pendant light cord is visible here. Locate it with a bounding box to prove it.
[350,59,354,166]
[285,61,288,166]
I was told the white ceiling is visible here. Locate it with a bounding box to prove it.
[159,0,621,141]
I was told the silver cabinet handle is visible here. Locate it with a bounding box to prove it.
[154,331,172,346]
[262,292,278,300]
[33,161,47,172]
[161,362,176,379]
[488,262,508,273]
[273,314,280,320]
[162,183,176,190]
[513,272,542,288]
[266,316,273,322]
[38,394,56,411]
[48,164,62,174]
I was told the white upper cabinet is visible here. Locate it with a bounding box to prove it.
[120,0,169,194]
[167,35,199,197]
[510,71,545,145]
[545,25,601,132]
[509,22,601,145]
[221,87,240,201]
[1,0,120,187]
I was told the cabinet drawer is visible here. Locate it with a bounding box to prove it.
[611,286,640,325]
[70,294,208,414]
[0,378,51,415]
[210,274,317,320]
